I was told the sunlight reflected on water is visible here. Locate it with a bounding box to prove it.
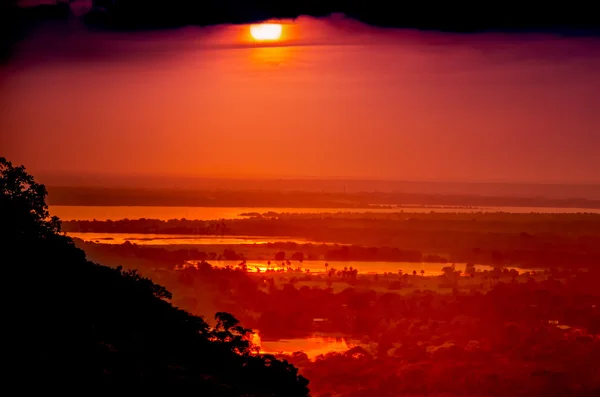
[186,259,535,276]
[67,232,320,246]
[50,205,600,222]
[252,332,351,359]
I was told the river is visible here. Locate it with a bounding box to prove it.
[50,205,600,221]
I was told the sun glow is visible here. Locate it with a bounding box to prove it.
[250,23,283,41]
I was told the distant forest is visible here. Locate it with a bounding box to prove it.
[63,212,600,268]
[48,186,600,209]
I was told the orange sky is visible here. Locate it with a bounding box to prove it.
[2,15,600,184]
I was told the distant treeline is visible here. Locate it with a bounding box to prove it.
[65,213,600,268]
[48,186,600,209]
[76,239,436,265]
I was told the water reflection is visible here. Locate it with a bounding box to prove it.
[252,332,351,359]
[67,232,322,246]
[192,259,544,277]
[187,259,526,276]
[49,205,600,222]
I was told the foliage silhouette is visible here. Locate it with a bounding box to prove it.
[2,157,309,394]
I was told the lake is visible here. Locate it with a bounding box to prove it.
[189,260,534,276]
[69,231,537,275]
[251,332,353,359]
[50,205,600,221]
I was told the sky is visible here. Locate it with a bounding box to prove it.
[2,14,600,185]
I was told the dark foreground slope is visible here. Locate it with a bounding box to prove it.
[1,156,309,394]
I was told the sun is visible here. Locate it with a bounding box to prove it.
[250,23,283,41]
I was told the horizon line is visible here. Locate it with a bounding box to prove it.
[38,173,600,187]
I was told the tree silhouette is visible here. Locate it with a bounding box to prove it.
[3,157,309,395]
[465,263,477,277]
[292,251,304,262]
[1,157,61,240]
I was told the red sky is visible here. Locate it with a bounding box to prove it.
[2,15,600,184]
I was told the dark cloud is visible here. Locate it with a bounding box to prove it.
[94,1,599,33]
[11,1,600,33]
[2,1,599,66]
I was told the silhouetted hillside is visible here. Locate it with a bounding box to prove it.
[2,157,309,394]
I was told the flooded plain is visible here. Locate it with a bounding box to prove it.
[51,204,600,221]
